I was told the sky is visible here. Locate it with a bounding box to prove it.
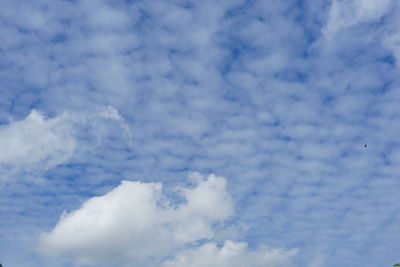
[0,0,399,266]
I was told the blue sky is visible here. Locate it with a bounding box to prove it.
[0,0,399,266]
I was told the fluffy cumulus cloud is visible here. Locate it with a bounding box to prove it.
[39,174,296,266]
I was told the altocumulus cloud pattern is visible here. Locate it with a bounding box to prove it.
[0,0,399,266]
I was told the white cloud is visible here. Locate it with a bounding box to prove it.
[323,0,392,36]
[39,174,299,266]
[162,240,298,267]
[1,0,399,266]
[308,254,326,267]
[0,107,131,183]
[384,30,400,66]
[39,174,235,265]
[0,110,76,181]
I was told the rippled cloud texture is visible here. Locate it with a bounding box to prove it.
[0,0,399,266]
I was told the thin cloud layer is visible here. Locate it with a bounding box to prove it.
[323,0,392,36]
[0,110,75,181]
[0,106,130,184]
[162,241,298,267]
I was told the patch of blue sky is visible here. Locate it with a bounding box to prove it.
[1,0,400,266]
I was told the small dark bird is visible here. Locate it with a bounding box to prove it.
[364,144,367,147]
